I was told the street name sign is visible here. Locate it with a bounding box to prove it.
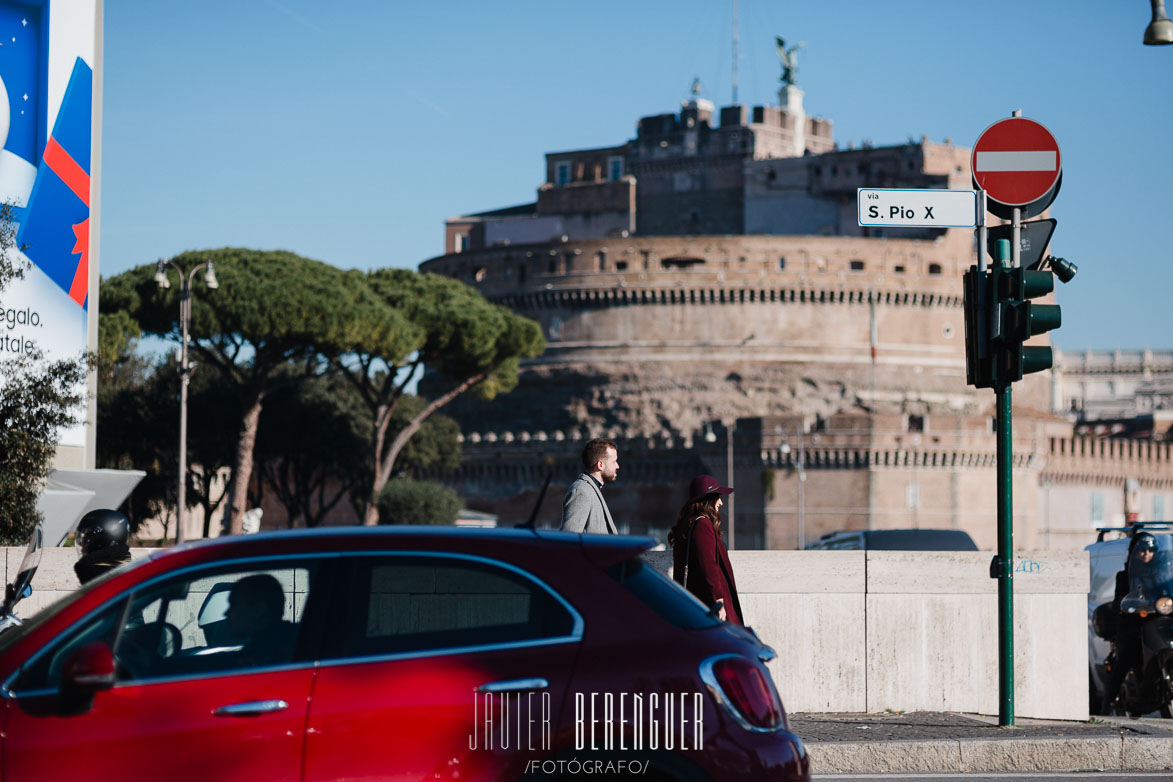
[857,188,976,228]
[972,117,1061,219]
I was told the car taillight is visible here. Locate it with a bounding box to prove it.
[709,655,785,729]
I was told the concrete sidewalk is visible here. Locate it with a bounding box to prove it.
[791,711,1173,774]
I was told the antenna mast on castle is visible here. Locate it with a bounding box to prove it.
[731,0,739,104]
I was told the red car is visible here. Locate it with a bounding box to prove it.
[0,527,809,781]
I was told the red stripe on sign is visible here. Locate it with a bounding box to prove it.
[43,137,90,207]
[67,219,90,306]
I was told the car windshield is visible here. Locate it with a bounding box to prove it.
[1127,534,1173,601]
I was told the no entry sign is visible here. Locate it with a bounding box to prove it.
[971,117,1061,219]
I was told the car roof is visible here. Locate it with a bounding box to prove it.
[142,526,656,569]
[863,529,979,551]
[809,528,978,551]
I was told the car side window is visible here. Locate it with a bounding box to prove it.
[328,556,576,659]
[113,562,320,682]
[10,560,323,694]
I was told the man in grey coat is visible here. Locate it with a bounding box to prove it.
[560,438,619,534]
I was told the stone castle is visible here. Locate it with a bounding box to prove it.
[418,80,1173,551]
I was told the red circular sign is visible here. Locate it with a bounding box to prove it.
[971,117,1061,207]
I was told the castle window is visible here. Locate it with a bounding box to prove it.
[893,265,905,273]
[907,414,924,433]
[555,161,571,186]
[615,261,628,271]
[928,263,943,275]
[662,257,706,270]
[607,156,624,181]
[850,260,865,272]
[906,482,920,510]
[596,251,606,271]
[778,256,786,270]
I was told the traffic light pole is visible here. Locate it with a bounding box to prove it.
[996,211,1020,728]
[996,380,1014,726]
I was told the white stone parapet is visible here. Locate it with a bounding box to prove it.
[644,548,1090,720]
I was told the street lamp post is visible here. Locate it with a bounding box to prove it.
[702,421,736,548]
[726,420,735,550]
[780,428,806,549]
[155,258,219,545]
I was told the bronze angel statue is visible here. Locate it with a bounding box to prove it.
[775,36,805,87]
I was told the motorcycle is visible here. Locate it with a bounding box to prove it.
[1092,533,1173,717]
[0,525,44,637]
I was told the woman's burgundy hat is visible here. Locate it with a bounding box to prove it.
[688,474,733,503]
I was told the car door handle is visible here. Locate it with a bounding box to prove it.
[476,678,549,694]
[213,699,289,717]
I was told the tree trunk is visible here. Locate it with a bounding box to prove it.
[375,370,489,508]
[363,402,391,526]
[225,390,264,535]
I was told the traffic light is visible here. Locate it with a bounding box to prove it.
[989,239,1062,384]
[963,239,1072,390]
[962,266,993,389]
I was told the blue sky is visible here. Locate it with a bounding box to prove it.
[101,1,1172,351]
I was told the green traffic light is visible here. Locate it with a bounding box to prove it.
[1020,270,1053,299]
[1020,346,1054,376]
[1025,302,1061,336]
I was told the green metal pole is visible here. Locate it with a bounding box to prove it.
[996,382,1014,726]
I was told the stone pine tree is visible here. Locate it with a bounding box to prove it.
[330,269,544,525]
[101,249,402,534]
[0,205,88,544]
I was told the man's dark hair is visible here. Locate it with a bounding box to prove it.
[581,438,617,471]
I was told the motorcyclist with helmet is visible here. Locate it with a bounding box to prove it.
[74,509,132,585]
[1101,531,1158,714]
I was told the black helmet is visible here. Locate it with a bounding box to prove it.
[1135,533,1158,552]
[75,509,130,555]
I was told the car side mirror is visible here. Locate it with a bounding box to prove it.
[63,642,115,692]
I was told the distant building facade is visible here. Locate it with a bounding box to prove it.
[420,83,1171,550]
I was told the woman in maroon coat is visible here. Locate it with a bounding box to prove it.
[669,475,744,625]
